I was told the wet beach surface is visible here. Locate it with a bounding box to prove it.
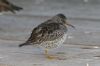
[0,0,100,66]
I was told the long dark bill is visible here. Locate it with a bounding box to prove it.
[67,23,75,29]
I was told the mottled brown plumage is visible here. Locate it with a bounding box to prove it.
[0,0,23,13]
[19,13,75,59]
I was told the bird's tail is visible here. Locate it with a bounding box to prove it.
[19,42,31,47]
[11,4,23,11]
[9,4,23,14]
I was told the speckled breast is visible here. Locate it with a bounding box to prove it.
[39,33,67,49]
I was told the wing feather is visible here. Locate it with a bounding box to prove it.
[27,21,67,44]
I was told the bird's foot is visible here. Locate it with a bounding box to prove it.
[46,55,57,59]
[46,55,66,60]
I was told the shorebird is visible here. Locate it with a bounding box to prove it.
[0,0,23,14]
[19,13,75,59]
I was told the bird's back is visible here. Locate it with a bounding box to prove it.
[27,20,68,44]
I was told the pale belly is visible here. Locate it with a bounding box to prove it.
[39,34,67,49]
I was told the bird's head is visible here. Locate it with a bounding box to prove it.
[56,13,75,29]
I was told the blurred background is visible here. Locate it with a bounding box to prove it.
[0,0,100,46]
[0,0,100,66]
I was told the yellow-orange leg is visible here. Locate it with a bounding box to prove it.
[45,49,60,60]
[45,49,55,59]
